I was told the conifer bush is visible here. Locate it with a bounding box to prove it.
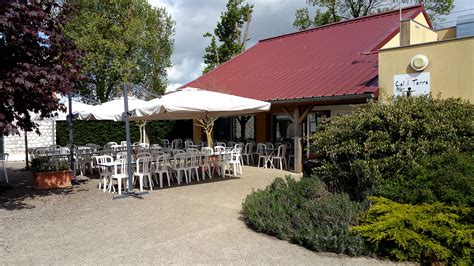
[352,197,474,264]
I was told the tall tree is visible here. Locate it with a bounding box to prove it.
[293,0,454,30]
[0,0,83,135]
[64,0,174,102]
[202,0,253,74]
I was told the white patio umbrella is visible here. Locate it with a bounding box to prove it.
[30,100,95,121]
[79,97,148,121]
[130,87,270,121]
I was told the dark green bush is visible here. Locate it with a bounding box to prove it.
[352,197,474,264]
[378,152,474,207]
[242,176,369,256]
[310,96,474,200]
[55,120,189,146]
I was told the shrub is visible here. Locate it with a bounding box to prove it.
[55,120,182,146]
[309,96,474,200]
[378,152,474,208]
[352,197,474,264]
[242,176,369,256]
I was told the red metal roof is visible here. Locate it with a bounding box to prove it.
[182,5,429,102]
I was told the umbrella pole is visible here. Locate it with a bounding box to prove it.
[68,94,78,185]
[114,82,145,200]
[24,130,29,170]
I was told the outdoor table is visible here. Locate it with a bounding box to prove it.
[262,148,277,169]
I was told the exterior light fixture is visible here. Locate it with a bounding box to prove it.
[410,54,429,71]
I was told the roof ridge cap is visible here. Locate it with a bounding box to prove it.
[259,4,423,43]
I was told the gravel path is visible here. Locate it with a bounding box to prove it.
[1,162,398,265]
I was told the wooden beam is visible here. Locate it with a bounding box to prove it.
[298,105,312,124]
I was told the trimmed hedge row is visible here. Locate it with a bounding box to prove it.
[55,120,193,146]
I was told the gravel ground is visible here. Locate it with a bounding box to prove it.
[1,162,400,265]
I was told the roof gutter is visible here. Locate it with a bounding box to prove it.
[268,93,375,105]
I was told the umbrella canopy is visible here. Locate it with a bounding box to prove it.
[79,97,148,121]
[130,87,271,121]
[30,100,95,121]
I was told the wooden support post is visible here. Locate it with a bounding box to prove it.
[283,105,313,174]
[293,108,303,173]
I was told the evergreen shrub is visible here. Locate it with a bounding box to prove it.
[309,96,473,200]
[352,197,474,264]
[242,176,369,256]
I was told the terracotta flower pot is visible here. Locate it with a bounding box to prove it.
[32,170,73,189]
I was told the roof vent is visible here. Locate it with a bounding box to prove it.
[456,13,474,38]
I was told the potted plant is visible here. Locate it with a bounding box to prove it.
[31,157,72,189]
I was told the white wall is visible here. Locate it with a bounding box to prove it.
[3,120,56,161]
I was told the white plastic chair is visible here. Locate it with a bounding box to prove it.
[216,141,226,147]
[187,152,200,182]
[161,139,170,148]
[198,152,212,180]
[171,139,182,149]
[184,140,194,149]
[256,143,267,167]
[153,154,171,188]
[228,148,243,175]
[214,146,226,155]
[95,155,113,191]
[134,156,153,192]
[241,142,254,165]
[172,153,189,185]
[217,151,232,178]
[109,159,129,195]
[272,145,288,170]
[0,153,8,183]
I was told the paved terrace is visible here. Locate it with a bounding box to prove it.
[0,162,396,265]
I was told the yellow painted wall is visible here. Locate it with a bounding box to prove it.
[437,27,456,40]
[409,20,437,45]
[192,119,202,143]
[379,37,474,102]
[382,13,432,49]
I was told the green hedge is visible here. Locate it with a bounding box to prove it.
[378,152,474,208]
[309,96,474,200]
[242,177,369,256]
[55,120,193,146]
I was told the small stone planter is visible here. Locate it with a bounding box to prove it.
[32,170,73,189]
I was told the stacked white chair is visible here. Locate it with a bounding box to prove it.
[199,151,212,180]
[241,142,254,165]
[153,154,171,188]
[172,153,189,184]
[187,152,200,182]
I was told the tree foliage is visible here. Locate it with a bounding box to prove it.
[293,0,454,30]
[203,0,253,73]
[0,0,83,135]
[64,0,174,102]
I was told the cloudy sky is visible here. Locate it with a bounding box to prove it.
[148,0,473,91]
